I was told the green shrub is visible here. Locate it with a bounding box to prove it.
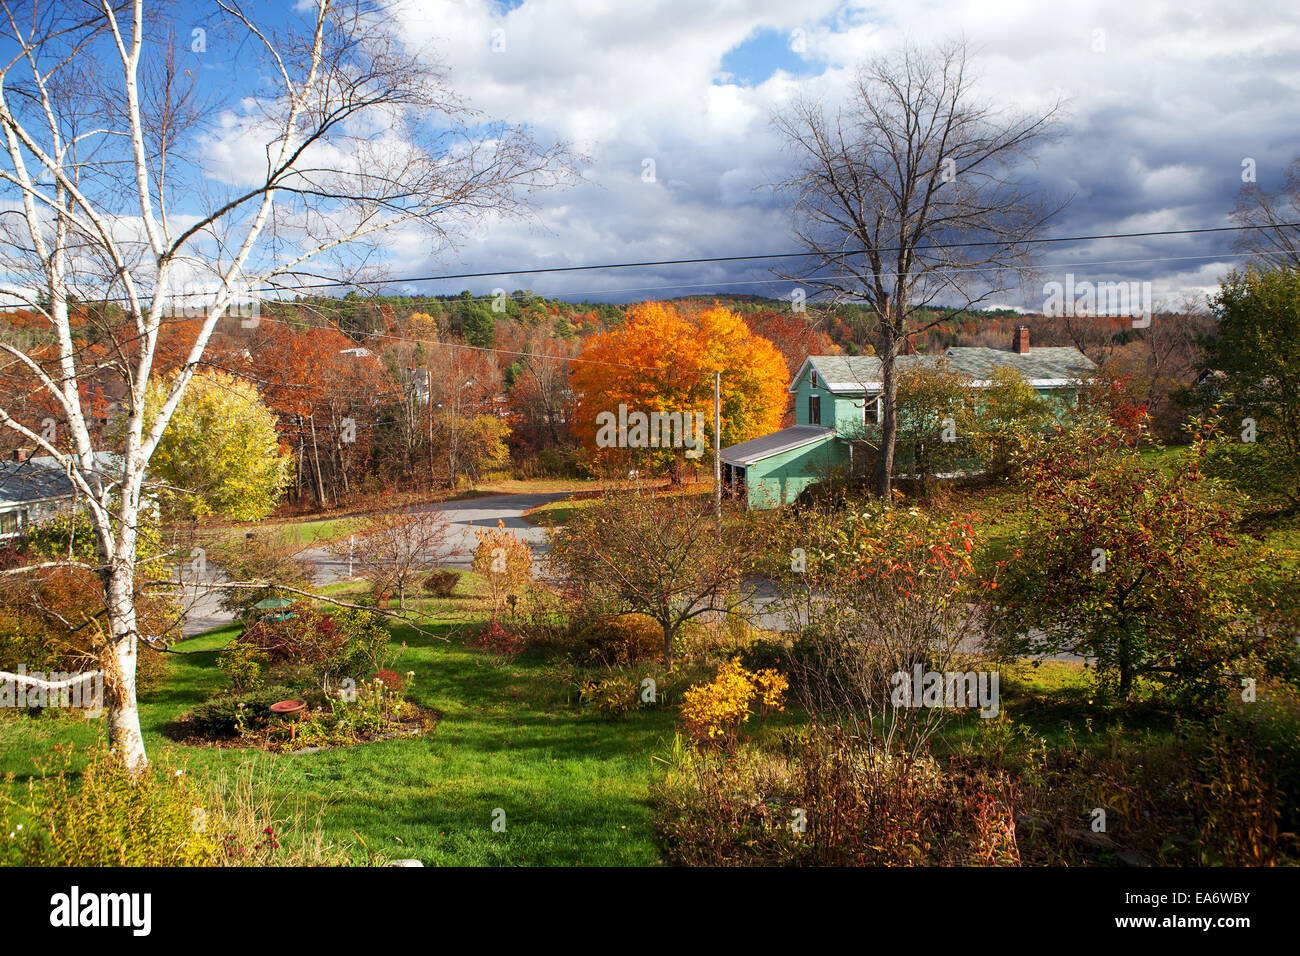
[422,569,461,597]
[1204,437,1300,515]
[217,641,270,691]
[0,745,217,866]
[325,608,393,683]
[185,684,305,738]
[737,637,788,674]
[578,674,639,719]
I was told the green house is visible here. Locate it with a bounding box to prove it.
[720,327,1095,509]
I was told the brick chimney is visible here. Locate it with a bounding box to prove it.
[1013,325,1030,355]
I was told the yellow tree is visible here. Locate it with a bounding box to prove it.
[569,302,787,478]
[144,370,292,522]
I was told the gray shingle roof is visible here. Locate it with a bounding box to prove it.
[944,346,1096,381]
[720,425,837,466]
[794,346,1095,393]
[0,460,75,507]
[0,452,121,508]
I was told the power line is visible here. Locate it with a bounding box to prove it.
[255,221,1298,292]
[464,250,1259,303]
[1,221,1290,310]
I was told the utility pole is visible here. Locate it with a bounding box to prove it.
[714,370,721,524]
[427,363,434,491]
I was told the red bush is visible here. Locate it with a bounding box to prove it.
[242,604,343,664]
[468,619,523,657]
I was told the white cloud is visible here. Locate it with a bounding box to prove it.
[194,0,1300,306]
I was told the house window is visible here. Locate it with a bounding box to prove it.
[864,397,880,424]
[0,510,17,536]
[808,394,821,425]
[810,369,819,388]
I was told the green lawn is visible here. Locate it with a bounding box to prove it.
[200,515,364,553]
[0,577,675,866]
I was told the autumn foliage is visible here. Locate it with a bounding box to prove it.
[568,302,788,475]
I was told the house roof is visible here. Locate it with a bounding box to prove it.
[0,453,121,509]
[790,354,936,392]
[790,346,1096,393]
[720,425,837,466]
[0,460,76,507]
[943,346,1097,382]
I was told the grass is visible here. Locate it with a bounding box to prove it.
[523,500,584,527]
[0,584,1192,866]
[201,515,363,553]
[522,485,715,527]
[8,447,1289,866]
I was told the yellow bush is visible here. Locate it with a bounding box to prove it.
[1,745,217,866]
[679,658,786,746]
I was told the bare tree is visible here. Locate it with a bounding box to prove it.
[0,0,577,771]
[509,329,573,450]
[334,509,457,610]
[770,40,1064,497]
[1231,156,1300,271]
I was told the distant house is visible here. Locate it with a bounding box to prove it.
[0,453,119,540]
[719,327,1096,509]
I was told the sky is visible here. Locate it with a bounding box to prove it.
[368,0,1300,310]
[8,0,1300,312]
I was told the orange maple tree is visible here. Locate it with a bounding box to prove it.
[568,301,788,477]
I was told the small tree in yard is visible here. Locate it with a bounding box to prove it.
[337,511,457,610]
[780,503,997,759]
[1198,267,1300,513]
[965,366,1054,480]
[209,533,315,620]
[894,360,970,493]
[989,424,1297,707]
[472,519,533,621]
[547,492,770,667]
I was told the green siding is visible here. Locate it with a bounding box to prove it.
[792,366,876,431]
[740,434,849,509]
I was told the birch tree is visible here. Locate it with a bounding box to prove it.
[770,40,1063,497]
[0,0,576,771]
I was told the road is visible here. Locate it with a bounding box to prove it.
[180,491,569,635]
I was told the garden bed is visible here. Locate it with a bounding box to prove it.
[165,699,440,753]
